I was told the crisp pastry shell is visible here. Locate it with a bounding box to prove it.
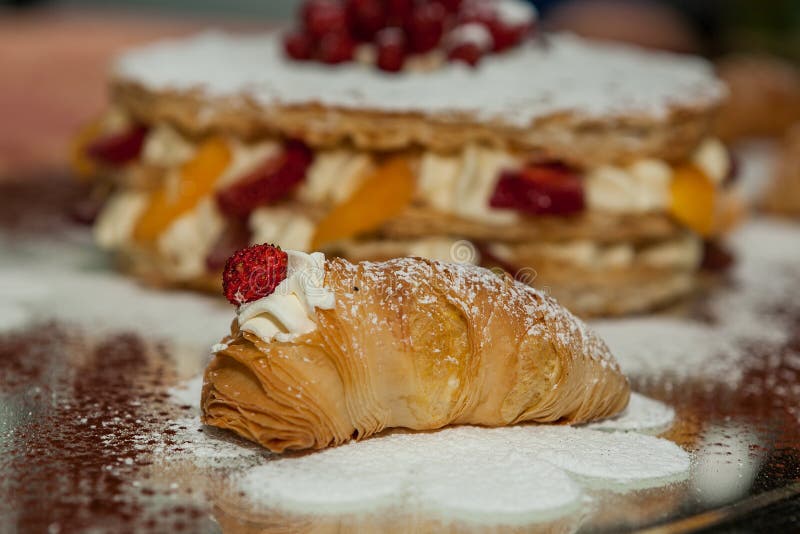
[111,77,717,168]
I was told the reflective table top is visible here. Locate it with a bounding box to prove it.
[1,173,799,533]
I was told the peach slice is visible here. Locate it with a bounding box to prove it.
[669,164,718,237]
[669,164,744,237]
[133,137,231,242]
[70,118,104,179]
[311,156,415,249]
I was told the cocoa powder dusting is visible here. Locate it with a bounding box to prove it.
[0,324,211,533]
[652,298,800,489]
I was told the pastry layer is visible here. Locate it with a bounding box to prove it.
[111,32,724,165]
[111,230,700,317]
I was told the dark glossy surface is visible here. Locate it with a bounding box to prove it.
[1,174,799,533]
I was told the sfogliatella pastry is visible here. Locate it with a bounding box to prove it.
[201,244,630,453]
[75,0,740,315]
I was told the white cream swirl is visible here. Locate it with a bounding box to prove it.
[235,251,335,343]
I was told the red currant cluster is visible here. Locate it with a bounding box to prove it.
[283,0,537,71]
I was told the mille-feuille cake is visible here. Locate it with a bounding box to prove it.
[74,0,741,315]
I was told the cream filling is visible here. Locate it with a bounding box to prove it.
[418,144,520,224]
[134,126,729,222]
[249,207,315,251]
[585,159,672,214]
[236,251,335,343]
[420,138,728,217]
[94,191,148,249]
[298,149,374,205]
[157,198,225,280]
[142,123,196,168]
[692,138,730,185]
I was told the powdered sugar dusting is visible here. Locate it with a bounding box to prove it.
[585,392,675,433]
[593,219,800,384]
[233,424,686,521]
[158,369,685,521]
[168,373,204,409]
[114,32,723,128]
[336,256,619,372]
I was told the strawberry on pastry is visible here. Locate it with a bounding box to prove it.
[223,244,289,305]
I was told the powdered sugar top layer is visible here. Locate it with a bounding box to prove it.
[114,31,724,128]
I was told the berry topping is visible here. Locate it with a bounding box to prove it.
[489,163,585,216]
[406,2,447,54]
[386,0,414,25]
[223,244,289,305]
[446,23,492,66]
[216,140,314,219]
[434,0,463,13]
[85,125,148,166]
[284,0,537,72]
[376,27,407,72]
[448,42,484,67]
[461,0,537,52]
[302,0,349,38]
[318,31,356,64]
[347,0,387,41]
[283,30,315,60]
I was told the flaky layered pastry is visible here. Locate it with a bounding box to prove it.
[201,255,630,453]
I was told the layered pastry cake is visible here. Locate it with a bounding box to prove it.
[75,0,740,315]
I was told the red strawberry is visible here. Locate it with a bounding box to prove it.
[347,0,387,41]
[386,0,414,25]
[405,2,447,54]
[386,0,414,26]
[302,0,349,38]
[376,27,407,72]
[434,0,462,13]
[283,30,315,60]
[223,244,289,305]
[85,125,148,166]
[489,163,585,215]
[448,42,483,66]
[216,140,314,219]
[318,31,356,64]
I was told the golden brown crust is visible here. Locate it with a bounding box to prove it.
[201,257,630,452]
[112,77,717,167]
[524,262,695,317]
[381,206,683,244]
[334,236,699,317]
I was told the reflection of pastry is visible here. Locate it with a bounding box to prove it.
[201,244,630,453]
[76,0,737,315]
[715,55,800,141]
[763,124,800,217]
[212,499,581,534]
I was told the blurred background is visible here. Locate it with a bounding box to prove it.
[1,0,799,175]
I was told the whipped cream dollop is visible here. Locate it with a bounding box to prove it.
[236,251,335,343]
